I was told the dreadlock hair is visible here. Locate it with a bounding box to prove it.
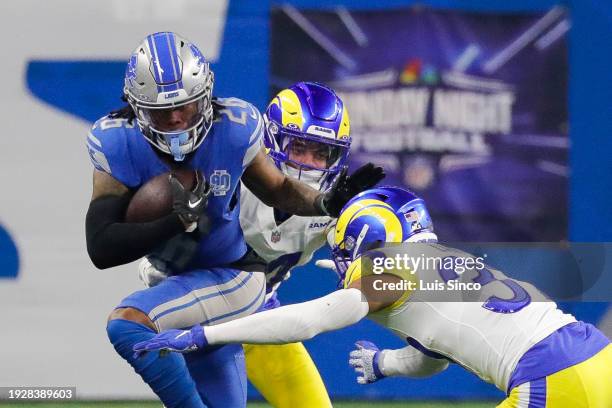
[108,95,136,123]
[109,95,222,125]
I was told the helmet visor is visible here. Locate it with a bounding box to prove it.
[139,99,206,134]
[281,132,348,172]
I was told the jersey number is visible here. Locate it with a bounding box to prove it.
[438,257,531,314]
[218,98,250,125]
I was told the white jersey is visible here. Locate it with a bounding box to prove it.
[239,184,334,299]
[346,243,576,392]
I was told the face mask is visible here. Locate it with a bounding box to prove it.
[282,163,325,190]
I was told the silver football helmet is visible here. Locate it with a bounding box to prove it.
[124,32,214,161]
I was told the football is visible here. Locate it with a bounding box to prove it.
[124,168,197,223]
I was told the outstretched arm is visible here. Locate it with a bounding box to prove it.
[242,149,321,216]
[132,272,405,356]
[133,288,369,356]
[207,288,368,345]
[242,148,385,217]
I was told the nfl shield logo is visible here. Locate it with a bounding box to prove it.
[404,210,422,230]
[271,230,281,243]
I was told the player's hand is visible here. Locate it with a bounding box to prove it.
[138,258,168,288]
[316,163,385,217]
[133,325,208,358]
[349,340,386,384]
[169,171,211,233]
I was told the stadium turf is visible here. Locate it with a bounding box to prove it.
[0,401,495,407]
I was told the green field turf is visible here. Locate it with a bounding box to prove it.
[0,401,495,408]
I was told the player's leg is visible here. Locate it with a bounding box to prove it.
[184,344,247,408]
[500,345,612,408]
[151,268,265,407]
[244,342,332,408]
[545,344,612,407]
[106,308,205,408]
[108,268,265,408]
[496,379,546,408]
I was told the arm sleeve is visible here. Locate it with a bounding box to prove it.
[85,194,186,269]
[379,346,450,378]
[206,288,369,345]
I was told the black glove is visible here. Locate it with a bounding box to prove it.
[316,163,385,217]
[169,171,210,233]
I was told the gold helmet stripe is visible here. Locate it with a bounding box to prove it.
[335,199,403,249]
[276,89,304,130]
[338,103,350,140]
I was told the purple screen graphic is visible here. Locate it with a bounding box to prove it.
[271,6,569,241]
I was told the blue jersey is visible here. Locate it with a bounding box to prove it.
[86,97,264,270]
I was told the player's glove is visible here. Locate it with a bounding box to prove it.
[133,324,208,358]
[138,258,169,288]
[315,163,385,217]
[169,171,211,233]
[349,340,386,384]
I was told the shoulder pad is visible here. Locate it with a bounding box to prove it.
[215,98,261,128]
[214,98,264,166]
[86,116,138,183]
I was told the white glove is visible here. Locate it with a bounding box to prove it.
[138,258,169,288]
[315,259,337,273]
[349,341,386,384]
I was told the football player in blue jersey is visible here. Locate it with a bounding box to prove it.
[85,32,384,408]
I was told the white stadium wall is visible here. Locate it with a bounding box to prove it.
[0,0,227,399]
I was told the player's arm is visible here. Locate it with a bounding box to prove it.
[349,342,450,384]
[379,346,449,378]
[85,170,187,269]
[242,148,320,216]
[348,273,405,313]
[242,148,385,217]
[133,288,369,355]
[132,268,405,355]
[200,264,405,345]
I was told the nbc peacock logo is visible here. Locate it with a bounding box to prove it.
[399,58,439,85]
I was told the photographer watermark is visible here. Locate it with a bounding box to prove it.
[370,250,487,292]
[355,242,612,303]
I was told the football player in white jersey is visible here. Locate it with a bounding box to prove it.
[140,81,356,408]
[135,186,612,408]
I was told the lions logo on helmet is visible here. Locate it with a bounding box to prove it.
[264,82,351,190]
[331,186,437,283]
[123,32,214,161]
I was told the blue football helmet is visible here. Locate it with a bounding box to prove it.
[332,186,437,282]
[264,82,351,190]
[124,32,214,161]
